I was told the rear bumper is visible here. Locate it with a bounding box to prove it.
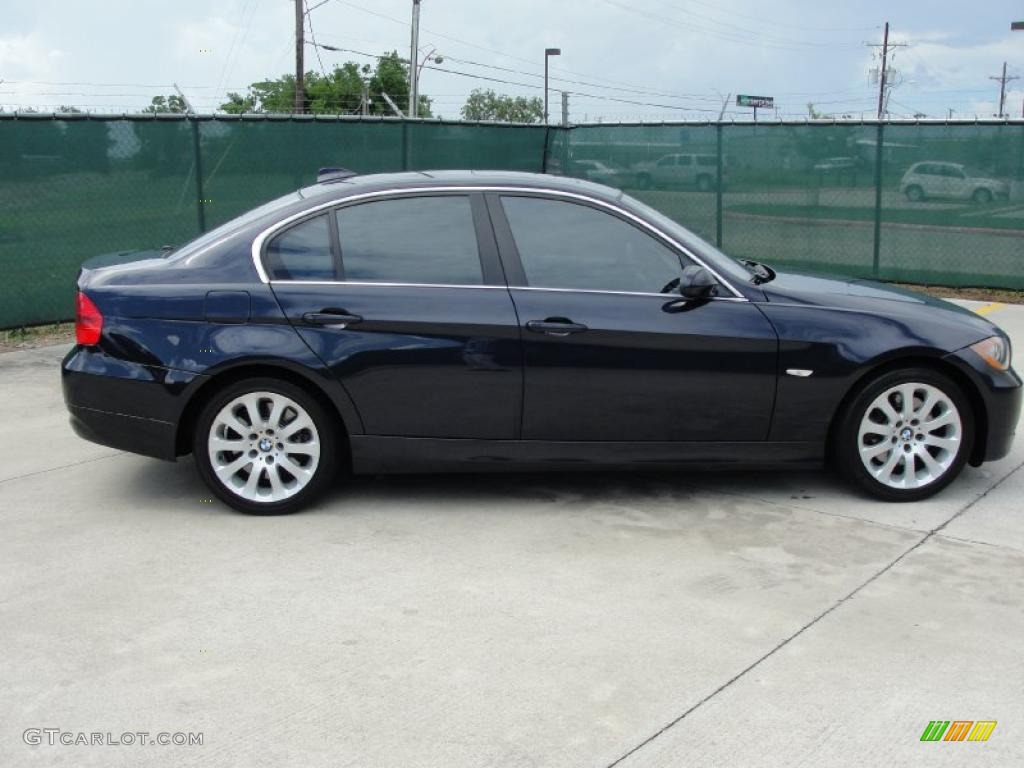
[62,346,203,461]
[68,404,177,461]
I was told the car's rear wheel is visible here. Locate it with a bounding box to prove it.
[636,173,652,190]
[193,377,337,514]
[836,368,973,502]
[972,187,993,204]
[696,174,713,192]
[904,185,924,202]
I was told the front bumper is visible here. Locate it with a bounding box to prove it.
[945,348,1022,464]
[62,346,203,461]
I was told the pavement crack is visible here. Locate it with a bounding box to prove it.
[603,457,1024,768]
[0,452,121,486]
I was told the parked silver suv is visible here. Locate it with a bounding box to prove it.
[900,162,1008,203]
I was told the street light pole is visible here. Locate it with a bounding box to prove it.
[409,0,421,117]
[544,48,561,123]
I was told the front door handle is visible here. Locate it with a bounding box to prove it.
[302,309,363,328]
[525,317,589,337]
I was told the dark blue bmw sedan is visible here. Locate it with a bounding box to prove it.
[62,170,1021,514]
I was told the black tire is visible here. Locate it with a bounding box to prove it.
[904,185,924,202]
[972,187,992,204]
[636,173,652,190]
[834,367,974,502]
[192,377,338,515]
[696,174,713,192]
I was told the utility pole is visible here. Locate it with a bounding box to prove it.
[989,62,1019,118]
[866,23,906,119]
[294,0,304,114]
[561,91,569,126]
[876,22,889,119]
[409,0,421,117]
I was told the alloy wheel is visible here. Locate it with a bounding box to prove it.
[856,382,962,490]
[207,391,321,503]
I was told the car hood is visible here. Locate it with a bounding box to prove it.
[758,269,1000,346]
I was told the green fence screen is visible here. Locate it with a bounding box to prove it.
[2,114,1022,328]
[552,121,1024,292]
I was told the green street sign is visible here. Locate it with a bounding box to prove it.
[737,94,774,109]
[1012,21,1024,30]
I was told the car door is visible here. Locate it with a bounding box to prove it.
[944,165,970,199]
[486,192,778,443]
[675,154,694,187]
[652,155,676,186]
[267,192,522,440]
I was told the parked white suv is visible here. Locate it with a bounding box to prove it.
[634,153,722,191]
[900,162,1008,203]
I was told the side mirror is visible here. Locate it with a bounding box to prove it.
[679,265,718,299]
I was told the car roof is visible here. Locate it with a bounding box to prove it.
[297,169,624,204]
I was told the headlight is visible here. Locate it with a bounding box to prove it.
[969,335,1011,371]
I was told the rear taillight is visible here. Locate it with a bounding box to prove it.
[75,291,103,346]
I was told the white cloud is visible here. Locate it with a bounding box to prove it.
[0,33,63,80]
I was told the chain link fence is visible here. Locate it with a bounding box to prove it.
[552,120,1024,292]
[2,114,1023,328]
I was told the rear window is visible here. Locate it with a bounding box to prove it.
[264,214,334,280]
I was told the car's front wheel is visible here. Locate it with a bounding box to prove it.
[836,368,973,502]
[904,185,924,202]
[972,187,993,204]
[193,377,338,514]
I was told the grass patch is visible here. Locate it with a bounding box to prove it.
[0,322,74,352]
[727,202,1024,232]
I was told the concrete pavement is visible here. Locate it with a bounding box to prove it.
[1,302,1022,767]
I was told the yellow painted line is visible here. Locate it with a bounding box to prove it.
[974,302,1005,316]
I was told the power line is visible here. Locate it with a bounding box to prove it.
[327,0,727,99]
[309,42,721,114]
[305,0,329,77]
[215,0,261,102]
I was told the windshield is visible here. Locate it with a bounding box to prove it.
[619,192,757,285]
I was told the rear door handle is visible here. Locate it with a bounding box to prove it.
[525,318,588,337]
[302,309,363,328]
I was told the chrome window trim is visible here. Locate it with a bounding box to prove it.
[266,280,746,301]
[269,280,503,290]
[251,185,746,299]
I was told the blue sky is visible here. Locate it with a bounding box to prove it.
[1,0,1022,120]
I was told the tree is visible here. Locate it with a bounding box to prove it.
[219,51,432,117]
[143,95,187,114]
[460,89,543,123]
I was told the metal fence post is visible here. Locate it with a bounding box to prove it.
[871,120,884,277]
[191,116,206,233]
[541,125,551,173]
[715,122,724,247]
[401,121,410,171]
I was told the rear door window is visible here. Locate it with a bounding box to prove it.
[334,195,483,285]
